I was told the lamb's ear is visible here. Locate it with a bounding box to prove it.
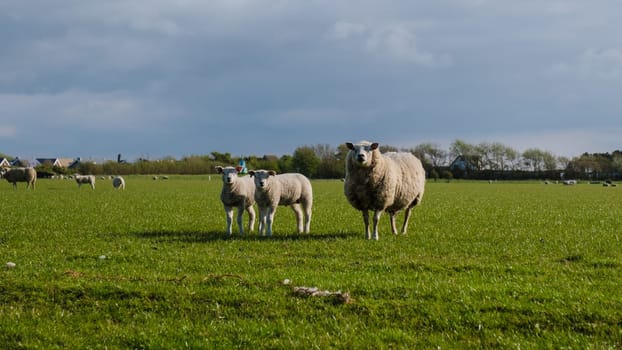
[371,142,379,150]
[346,142,354,150]
[248,170,255,177]
[215,166,223,174]
[268,170,277,176]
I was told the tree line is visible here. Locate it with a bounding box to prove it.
[3,140,622,181]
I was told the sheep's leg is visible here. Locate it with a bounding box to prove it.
[291,204,304,233]
[362,210,370,240]
[258,207,267,235]
[247,205,256,233]
[401,207,413,234]
[236,205,245,235]
[389,212,398,235]
[266,207,276,237]
[372,210,383,241]
[224,206,234,235]
[303,203,312,233]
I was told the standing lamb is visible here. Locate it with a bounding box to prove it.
[112,176,125,190]
[248,170,313,236]
[75,174,96,190]
[344,141,425,240]
[0,167,37,190]
[216,166,256,235]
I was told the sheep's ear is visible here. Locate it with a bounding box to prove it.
[371,142,379,150]
[346,142,354,150]
[268,170,277,176]
[248,170,255,177]
[215,166,223,174]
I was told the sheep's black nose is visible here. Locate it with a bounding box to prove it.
[357,154,365,162]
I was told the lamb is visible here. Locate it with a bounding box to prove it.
[248,170,313,236]
[344,141,425,240]
[75,174,96,190]
[0,167,37,190]
[216,166,256,235]
[112,176,125,190]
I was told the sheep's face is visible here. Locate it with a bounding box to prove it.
[346,141,379,167]
[216,166,239,185]
[249,170,277,190]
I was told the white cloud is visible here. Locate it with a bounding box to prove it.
[330,21,452,67]
[330,21,366,40]
[365,24,452,67]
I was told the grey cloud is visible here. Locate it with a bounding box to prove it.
[2,0,622,159]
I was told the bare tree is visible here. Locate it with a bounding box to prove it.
[412,142,447,167]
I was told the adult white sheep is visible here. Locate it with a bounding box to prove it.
[0,167,37,190]
[344,141,425,240]
[75,174,96,190]
[112,176,125,190]
[216,166,256,235]
[248,170,313,236]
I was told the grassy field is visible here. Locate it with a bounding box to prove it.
[1,176,621,349]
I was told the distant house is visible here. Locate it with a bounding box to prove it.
[10,157,29,167]
[262,155,279,162]
[449,155,481,173]
[36,157,81,169]
[0,158,10,168]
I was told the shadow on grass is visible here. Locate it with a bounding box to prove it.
[130,230,360,243]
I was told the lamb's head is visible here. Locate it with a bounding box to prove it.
[249,170,277,190]
[215,166,240,185]
[346,141,379,168]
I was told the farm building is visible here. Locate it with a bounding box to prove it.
[449,155,481,173]
[1,157,34,168]
[0,158,10,168]
[36,158,81,169]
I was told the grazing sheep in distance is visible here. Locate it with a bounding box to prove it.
[75,174,96,190]
[249,170,313,236]
[216,166,256,235]
[344,141,425,240]
[112,176,125,190]
[0,167,37,190]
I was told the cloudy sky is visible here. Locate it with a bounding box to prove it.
[1,1,621,162]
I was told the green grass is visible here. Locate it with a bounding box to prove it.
[1,177,622,349]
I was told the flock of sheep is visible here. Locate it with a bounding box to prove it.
[216,141,426,240]
[1,141,427,240]
[0,168,126,191]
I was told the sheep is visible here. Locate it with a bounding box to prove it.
[344,141,425,240]
[216,166,256,235]
[0,167,37,190]
[112,176,125,190]
[248,170,313,236]
[75,174,96,190]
